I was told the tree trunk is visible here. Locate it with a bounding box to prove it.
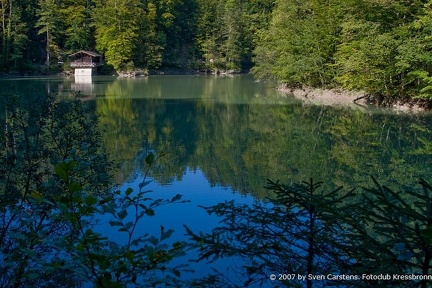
[46,28,50,70]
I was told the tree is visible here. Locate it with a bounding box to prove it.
[252,0,343,86]
[340,178,432,288]
[0,0,12,70]
[333,0,432,103]
[60,0,93,52]
[334,24,400,102]
[0,0,28,71]
[392,0,432,100]
[195,0,221,71]
[93,0,144,71]
[8,6,28,69]
[241,0,274,70]
[220,0,244,71]
[152,0,199,68]
[36,0,62,68]
[196,0,252,72]
[133,1,163,69]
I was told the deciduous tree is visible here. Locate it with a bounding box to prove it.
[93,0,143,71]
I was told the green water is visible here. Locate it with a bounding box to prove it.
[1,75,432,196]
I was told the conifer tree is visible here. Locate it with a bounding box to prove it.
[1,0,28,71]
[36,0,62,68]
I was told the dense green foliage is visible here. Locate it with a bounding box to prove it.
[3,0,432,101]
[0,0,273,73]
[252,0,432,102]
[2,0,432,102]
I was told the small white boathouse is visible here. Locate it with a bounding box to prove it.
[69,51,103,76]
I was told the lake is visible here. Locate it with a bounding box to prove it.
[2,75,431,189]
[1,74,432,286]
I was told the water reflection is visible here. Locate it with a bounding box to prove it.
[95,168,256,282]
[94,87,432,198]
[72,76,95,97]
[2,75,432,286]
[1,75,432,199]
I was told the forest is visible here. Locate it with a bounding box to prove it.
[3,0,432,102]
[0,0,273,73]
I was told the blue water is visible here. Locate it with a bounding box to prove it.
[95,167,258,282]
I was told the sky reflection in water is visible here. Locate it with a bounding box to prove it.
[95,167,258,281]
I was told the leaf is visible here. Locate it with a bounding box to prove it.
[172,269,181,277]
[160,226,174,241]
[85,195,98,206]
[109,221,123,227]
[145,208,155,216]
[138,204,148,210]
[117,210,128,220]
[171,194,182,202]
[172,241,183,249]
[148,236,159,246]
[421,225,432,245]
[124,221,134,230]
[31,191,44,201]
[139,180,152,189]
[123,250,134,262]
[130,238,144,247]
[125,187,133,196]
[145,152,155,165]
[55,160,77,182]
[66,159,77,170]
[54,163,68,181]
[68,182,82,193]
[22,248,38,258]
[27,273,39,280]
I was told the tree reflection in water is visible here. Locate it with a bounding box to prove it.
[187,178,432,288]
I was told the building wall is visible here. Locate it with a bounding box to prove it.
[74,68,94,76]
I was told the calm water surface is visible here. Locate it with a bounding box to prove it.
[2,75,432,283]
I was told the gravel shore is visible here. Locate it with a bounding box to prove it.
[277,86,427,112]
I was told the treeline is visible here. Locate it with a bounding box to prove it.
[0,0,273,73]
[253,0,432,102]
[3,0,432,101]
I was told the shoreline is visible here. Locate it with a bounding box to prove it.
[0,67,244,78]
[277,86,429,113]
[1,70,430,113]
